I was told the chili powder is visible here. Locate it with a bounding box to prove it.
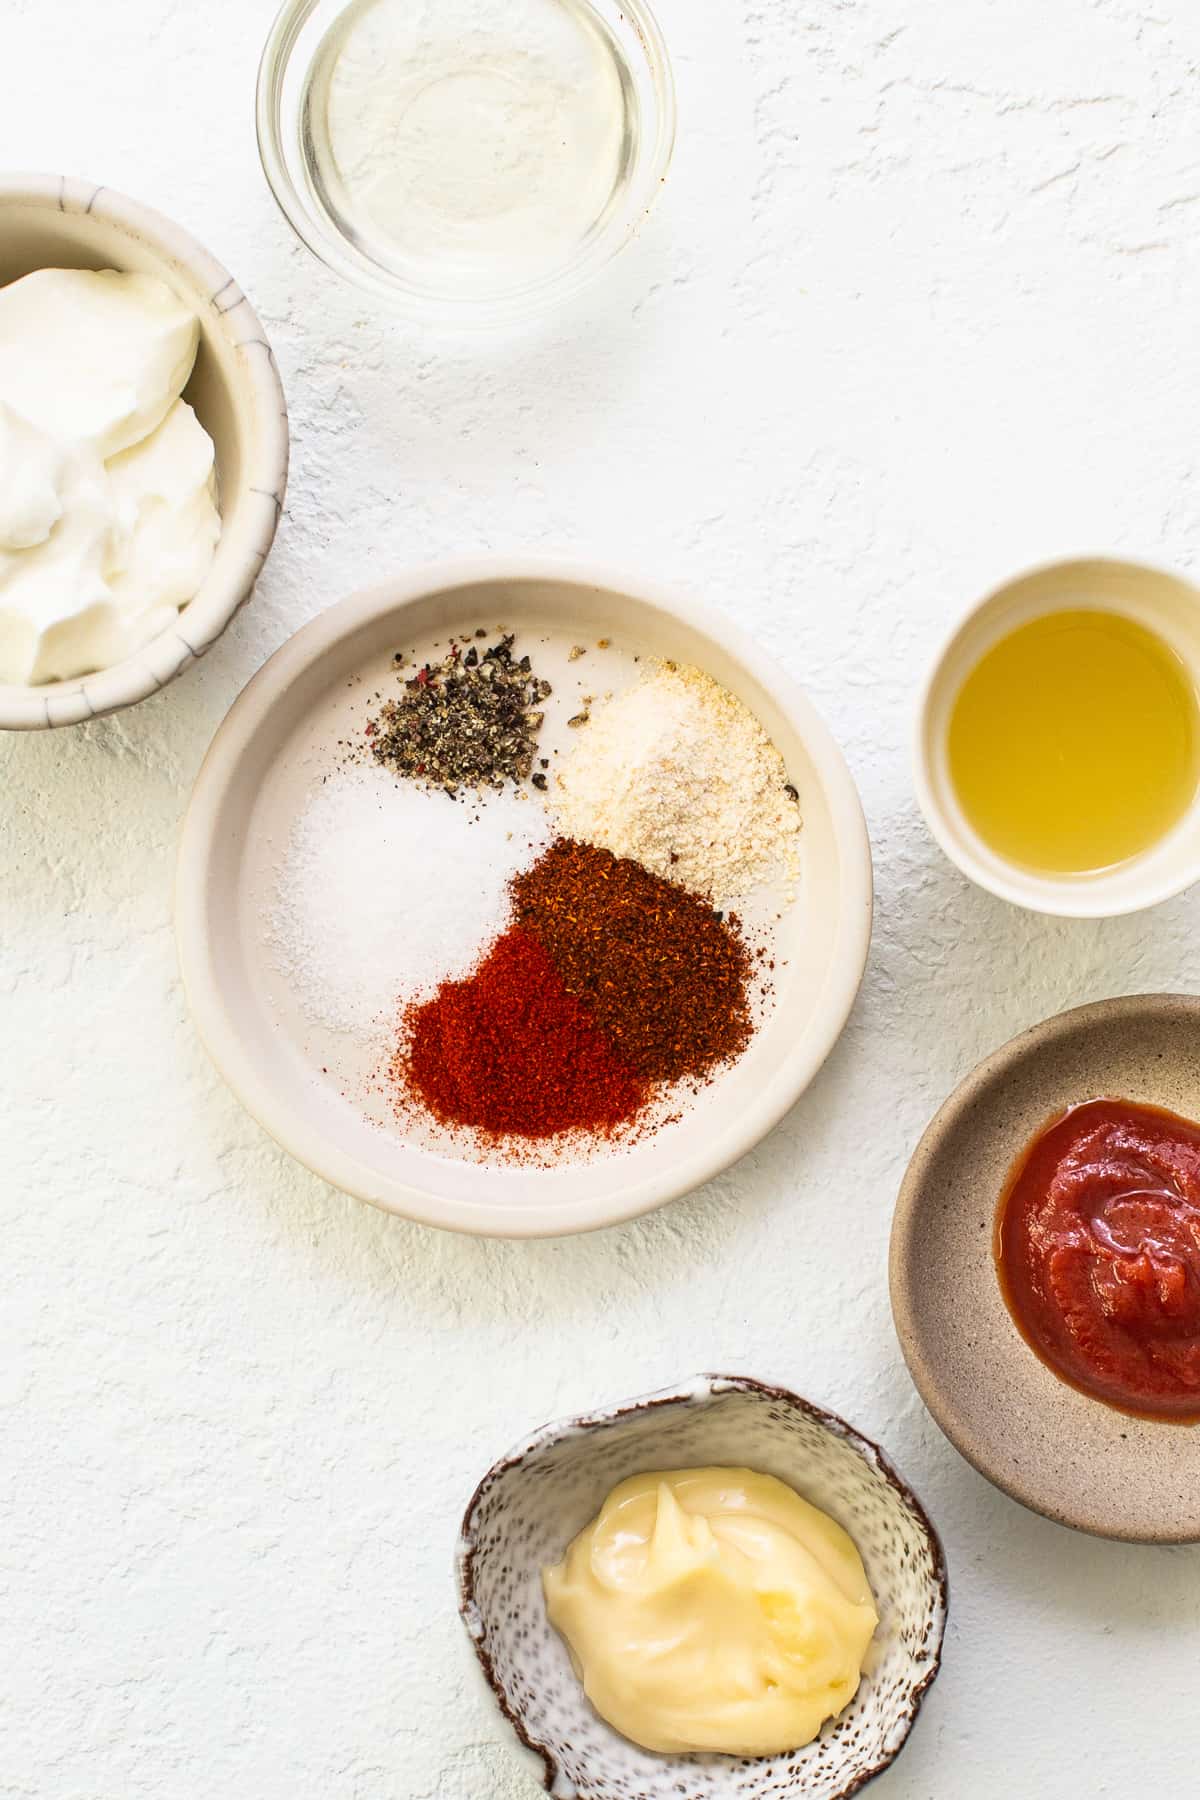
[398,926,647,1140]
[513,838,752,1082]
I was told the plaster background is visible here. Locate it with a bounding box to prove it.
[4,0,1200,1794]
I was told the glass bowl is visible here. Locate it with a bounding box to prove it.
[256,0,675,327]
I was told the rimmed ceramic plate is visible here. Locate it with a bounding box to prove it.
[176,558,872,1237]
[890,993,1200,1542]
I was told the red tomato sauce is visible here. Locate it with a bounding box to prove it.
[995,1098,1200,1422]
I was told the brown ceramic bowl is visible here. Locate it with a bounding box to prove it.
[891,993,1200,1543]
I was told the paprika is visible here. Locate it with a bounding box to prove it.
[398,925,646,1139]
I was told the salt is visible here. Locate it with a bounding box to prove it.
[267,765,550,1042]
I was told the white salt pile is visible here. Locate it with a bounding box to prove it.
[267,765,550,1041]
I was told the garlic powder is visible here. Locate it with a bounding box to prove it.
[547,660,802,907]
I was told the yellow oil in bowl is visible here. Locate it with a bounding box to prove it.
[947,609,1200,875]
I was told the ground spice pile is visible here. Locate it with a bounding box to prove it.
[547,660,802,905]
[394,837,754,1142]
[513,838,752,1081]
[367,633,551,793]
[399,926,647,1139]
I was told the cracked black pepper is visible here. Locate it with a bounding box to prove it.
[365,634,552,794]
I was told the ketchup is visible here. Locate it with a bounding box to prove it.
[996,1099,1200,1422]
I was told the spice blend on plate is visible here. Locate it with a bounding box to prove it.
[266,628,798,1159]
[391,838,756,1143]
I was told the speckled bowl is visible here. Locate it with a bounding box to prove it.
[0,172,289,730]
[456,1375,947,1800]
[891,992,1200,1542]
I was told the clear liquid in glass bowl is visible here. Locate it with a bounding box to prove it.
[259,0,674,322]
[305,0,635,289]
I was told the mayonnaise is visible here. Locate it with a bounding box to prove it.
[542,1467,878,1758]
[0,269,220,686]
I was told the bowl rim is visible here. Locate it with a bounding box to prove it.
[890,990,1200,1542]
[255,0,678,325]
[912,554,1200,918]
[455,1371,948,1798]
[0,170,289,731]
[174,555,874,1238]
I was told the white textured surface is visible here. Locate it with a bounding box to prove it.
[4,1,1200,1795]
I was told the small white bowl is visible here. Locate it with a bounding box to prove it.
[175,558,873,1237]
[915,557,1200,917]
[456,1375,947,1799]
[0,173,289,730]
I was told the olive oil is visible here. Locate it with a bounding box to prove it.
[947,609,1199,874]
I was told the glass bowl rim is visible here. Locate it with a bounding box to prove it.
[255,0,677,327]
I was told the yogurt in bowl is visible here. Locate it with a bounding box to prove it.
[0,268,220,686]
[0,173,288,730]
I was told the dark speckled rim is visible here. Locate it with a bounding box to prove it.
[456,1373,948,1799]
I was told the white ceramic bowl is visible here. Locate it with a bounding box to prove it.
[175,559,873,1237]
[456,1375,947,1799]
[915,557,1200,917]
[0,173,289,730]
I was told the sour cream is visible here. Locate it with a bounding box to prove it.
[0,268,220,686]
[542,1467,878,1757]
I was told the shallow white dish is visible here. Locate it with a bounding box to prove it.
[456,1374,947,1798]
[0,173,288,731]
[175,559,872,1237]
